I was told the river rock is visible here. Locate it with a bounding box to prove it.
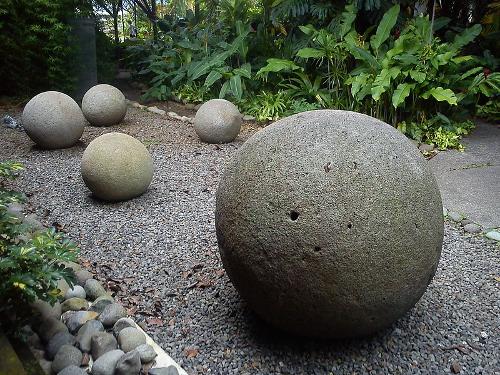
[76,319,105,352]
[61,298,88,313]
[117,327,146,352]
[91,332,118,359]
[62,310,99,334]
[51,345,82,374]
[84,279,107,301]
[135,343,157,363]
[91,349,125,375]
[46,331,76,360]
[98,303,127,327]
[57,365,87,375]
[65,285,86,300]
[115,350,141,375]
[75,270,93,286]
[112,318,136,336]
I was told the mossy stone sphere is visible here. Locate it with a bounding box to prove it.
[81,133,153,201]
[82,84,127,127]
[22,91,85,149]
[194,99,242,143]
[216,110,443,339]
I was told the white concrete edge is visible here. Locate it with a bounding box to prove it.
[134,321,189,375]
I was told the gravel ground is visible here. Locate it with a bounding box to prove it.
[1,106,499,375]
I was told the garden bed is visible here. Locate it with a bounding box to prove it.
[1,106,498,374]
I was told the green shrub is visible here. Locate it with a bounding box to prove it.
[0,0,78,96]
[0,161,78,334]
[476,99,500,122]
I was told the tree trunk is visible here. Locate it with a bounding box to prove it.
[195,0,200,22]
[113,15,119,45]
[151,0,158,41]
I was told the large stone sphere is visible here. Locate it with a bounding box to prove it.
[82,84,127,127]
[22,91,86,149]
[194,99,242,143]
[81,132,153,202]
[216,110,443,339]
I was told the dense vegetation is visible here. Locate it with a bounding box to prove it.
[124,0,499,149]
[0,162,78,335]
[0,0,498,148]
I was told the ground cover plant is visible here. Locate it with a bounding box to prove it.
[0,161,78,336]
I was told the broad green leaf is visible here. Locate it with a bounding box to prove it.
[345,44,380,70]
[452,24,482,50]
[299,24,316,35]
[392,83,415,108]
[256,58,303,78]
[204,71,223,88]
[296,48,325,59]
[349,73,370,98]
[452,55,474,64]
[371,85,387,101]
[340,3,357,38]
[229,75,243,100]
[421,87,458,105]
[219,81,230,99]
[460,67,483,80]
[370,4,400,52]
[233,63,252,79]
[409,70,426,83]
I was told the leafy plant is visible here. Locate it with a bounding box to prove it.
[173,82,210,103]
[397,115,474,150]
[476,98,500,121]
[240,91,292,121]
[0,162,78,335]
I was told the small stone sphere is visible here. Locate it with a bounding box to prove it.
[22,91,85,149]
[81,132,153,202]
[215,110,444,339]
[82,84,127,127]
[194,99,242,143]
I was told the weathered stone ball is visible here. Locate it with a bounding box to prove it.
[81,132,153,202]
[194,99,242,143]
[216,110,443,339]
[82,84,127,127]
[22,91,85,149]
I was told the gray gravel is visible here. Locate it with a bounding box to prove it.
[1,107,499,374]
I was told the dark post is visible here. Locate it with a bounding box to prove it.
[70,18,98,103]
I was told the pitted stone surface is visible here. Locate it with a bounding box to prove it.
[22,91,85,149]
[82,84,127,127]
[216,110,444,338]
[194,99,242,144]
[81,132,153,202]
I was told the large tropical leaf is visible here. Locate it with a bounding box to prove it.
[392,83,415,108]
[229,75,243,100]
[296,47,325,59]
[370,4,400,52]
[204,70,223,88]
[421,87,458,105]
[452,24,482,50]
[339,3,357,38]
[256,58,303,78]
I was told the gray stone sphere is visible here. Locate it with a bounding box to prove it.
[81,132,153,201]
[82,84,127,127]
[216,110,443,339]
[194,99,242,143]
[22,91,85,149]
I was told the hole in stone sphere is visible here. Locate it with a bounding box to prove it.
[314,246,321,252]
[290,211,299,221]
[347,222,352,229]
[415,223,419,229]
